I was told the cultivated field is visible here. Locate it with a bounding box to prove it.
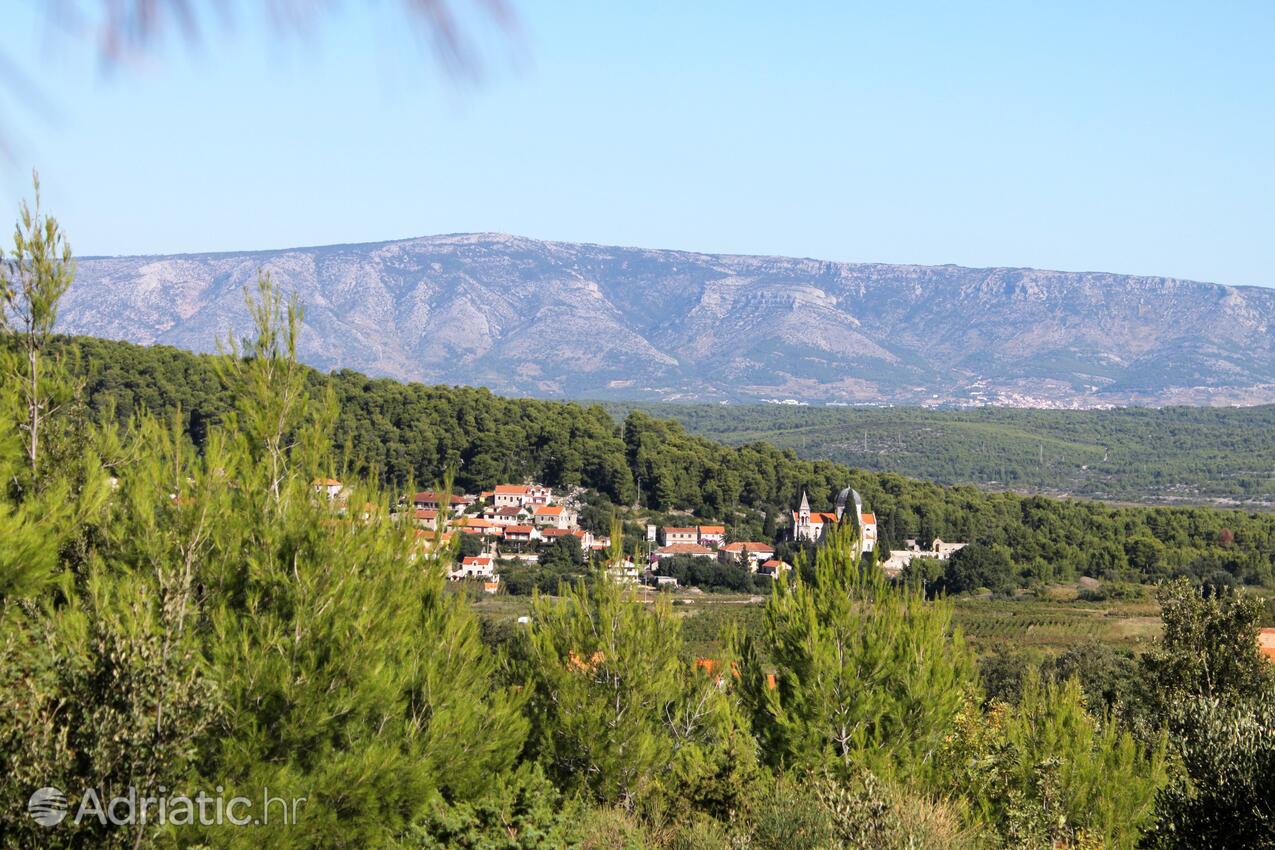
[471,582,1166,663]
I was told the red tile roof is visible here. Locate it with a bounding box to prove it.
[792,511,839,525]
[453,516,486,526]
[414,491,465,504]
[698,525,726,535]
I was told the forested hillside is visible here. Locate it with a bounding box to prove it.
[58,336,1275,589]
[603,401,1275,505]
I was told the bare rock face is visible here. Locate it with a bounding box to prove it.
[60,233,1275,407]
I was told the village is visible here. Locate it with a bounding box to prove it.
[313,477,969,595]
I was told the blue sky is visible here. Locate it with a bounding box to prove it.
[2,1,1273,286]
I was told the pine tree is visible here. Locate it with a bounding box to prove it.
[944,673,1166,850]
[0,172,77,483]
[734,518,975,783]
[516,519,757,812]
[0,185,204,850]
[0,174,103,602]
[190,277,527,848]
[1,255,530,849]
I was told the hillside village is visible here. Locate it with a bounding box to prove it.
[314,477,969,594]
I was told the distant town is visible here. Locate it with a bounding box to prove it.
[313,478,968,594]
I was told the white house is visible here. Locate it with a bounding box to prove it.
[542,528,592,549]
[534,504,577,530]
[697,525,726,549]
[606,559,642,584]
[503,524,540,544]
[312,478,343,500]
[758,559,792,577]
[880,538,968,577]
[450,555,495,581]
[654,542,716,560]
[493,484,532,508]
[413,490,466,514]
[662,527,698,546]
[721,541,776,569]
[485,504,531,525]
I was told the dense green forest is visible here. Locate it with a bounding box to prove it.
[602,400,1275,505]
[6,196,1275,848]
[61,335,1275,589]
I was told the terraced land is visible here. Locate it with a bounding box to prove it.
[951,596,1161,653]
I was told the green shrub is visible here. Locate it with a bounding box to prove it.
[576,807,650,850]
[1144,696,1275,849]
[404,766,579,849]
[945,674,1166,850]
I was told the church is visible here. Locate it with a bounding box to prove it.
[791,488,877,555]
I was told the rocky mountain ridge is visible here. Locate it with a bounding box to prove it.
[58,233,1275,407]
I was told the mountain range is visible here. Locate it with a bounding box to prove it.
[58,233,1275,407]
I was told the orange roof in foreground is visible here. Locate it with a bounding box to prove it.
[568,649,605,672]
[1259,629,1275,661]
[862,512,877,524]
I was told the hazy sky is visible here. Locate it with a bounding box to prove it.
[2,1,1273,287]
